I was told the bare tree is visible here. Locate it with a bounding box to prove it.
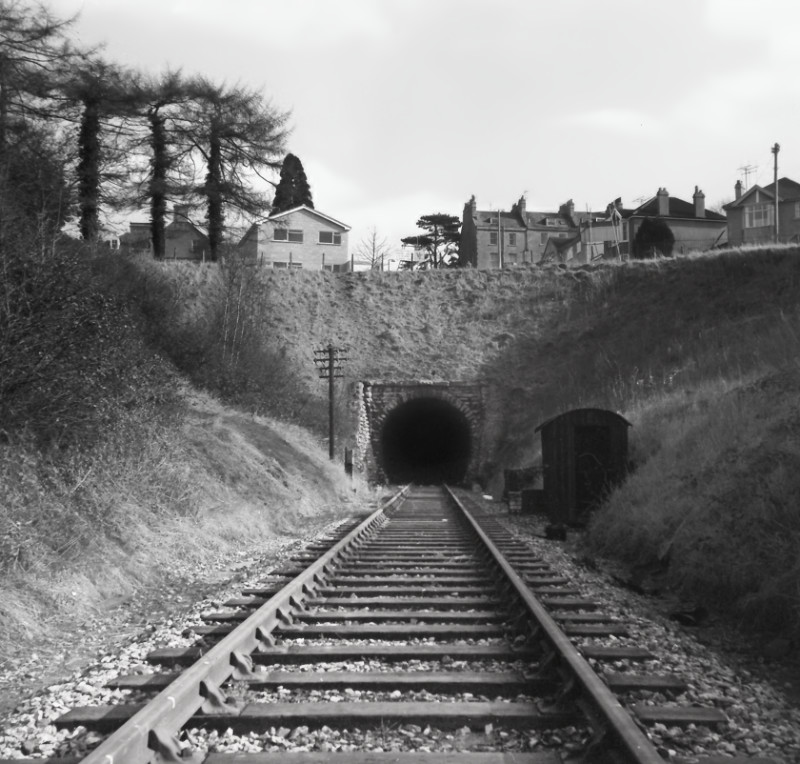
[355,226,393,270]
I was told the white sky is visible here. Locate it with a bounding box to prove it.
[49,0,800,258]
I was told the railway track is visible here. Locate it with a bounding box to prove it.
[7,486,747,763]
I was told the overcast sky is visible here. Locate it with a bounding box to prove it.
[49,0,800,257]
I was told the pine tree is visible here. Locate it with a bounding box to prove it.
[271,153,313,213]
[401,213,461,268]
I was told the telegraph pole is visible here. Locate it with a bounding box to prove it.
[314,343,348,460]
[772,142,780,242]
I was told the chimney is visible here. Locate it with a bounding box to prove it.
[657,187,670,216]
[468,195,477,215]
[517,195,526,216]
[735,179,743,200]
[693,186,705,218]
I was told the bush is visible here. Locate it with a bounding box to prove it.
[633,217,675,258]
[101,251,327,431]
[0,240,177,448]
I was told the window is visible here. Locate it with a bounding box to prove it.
[289,262,303,269]
[319,231,342,245]
[273,261,288,268]
[489,231,498,245]
[744,203,774,228]
[273,228,303,242]
[508,232,517,247]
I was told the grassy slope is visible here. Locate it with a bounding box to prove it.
[9,245,793,651]
[143,247,800,634]
[0,383,372,674]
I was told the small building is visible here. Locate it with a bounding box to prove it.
[723,176,800,247]
[237,205,351,270]
[118,205,210,261]
[536,408,631,525]
[542,232,582,263]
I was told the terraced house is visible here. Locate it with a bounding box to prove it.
[459,195,609,268]
[238,205,351,270]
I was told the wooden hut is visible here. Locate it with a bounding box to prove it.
[536,408,631,525]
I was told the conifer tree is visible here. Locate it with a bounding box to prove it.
[271,152,313,213]
[181,77,289,260]
[401,213,461,268]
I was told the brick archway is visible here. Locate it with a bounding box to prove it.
[355,381,485,484]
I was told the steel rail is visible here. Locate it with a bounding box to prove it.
[79,487,409,764]
[446,487,663,764]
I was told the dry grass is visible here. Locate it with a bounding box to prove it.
[8,243,799,650]
[0,379,371,668]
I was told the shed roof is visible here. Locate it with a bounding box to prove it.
[535,407,632,433]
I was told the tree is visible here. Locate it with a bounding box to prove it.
[127,70,196,258]
[63,58,140,242]
[181,78,290,259]
[0,0,82,156]
[633,217,675,258]
[355,226,393,270]
[401,213,460,268]
[271,152,313,213]
[0,1,84,248]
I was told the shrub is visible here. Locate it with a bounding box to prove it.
[633,217,675,258]
[0,239,178,448]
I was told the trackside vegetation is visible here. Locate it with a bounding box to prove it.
[125,246,800,639]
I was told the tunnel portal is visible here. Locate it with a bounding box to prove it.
[356,381,485,485]
[380,397,472,484]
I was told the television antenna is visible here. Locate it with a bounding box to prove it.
[738,164,757,189]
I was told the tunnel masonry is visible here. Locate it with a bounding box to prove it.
[354,380,486,485]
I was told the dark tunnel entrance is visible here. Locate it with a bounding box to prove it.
[380,397,472,485]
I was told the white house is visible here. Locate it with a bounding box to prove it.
[238,205,351,270]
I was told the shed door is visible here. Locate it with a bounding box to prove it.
[574,424,612,514]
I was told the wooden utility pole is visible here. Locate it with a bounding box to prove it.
[772,142,780,242]
[314,344,348,460]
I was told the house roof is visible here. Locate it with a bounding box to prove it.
[476,209,573,230]
[546,233,581,252]
[724,177,800,210]
[630,194,726,221]
[268,204,351,231]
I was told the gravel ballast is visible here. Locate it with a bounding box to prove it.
[2,498,799,762]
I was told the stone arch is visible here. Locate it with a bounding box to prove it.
[355,381,485,485]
